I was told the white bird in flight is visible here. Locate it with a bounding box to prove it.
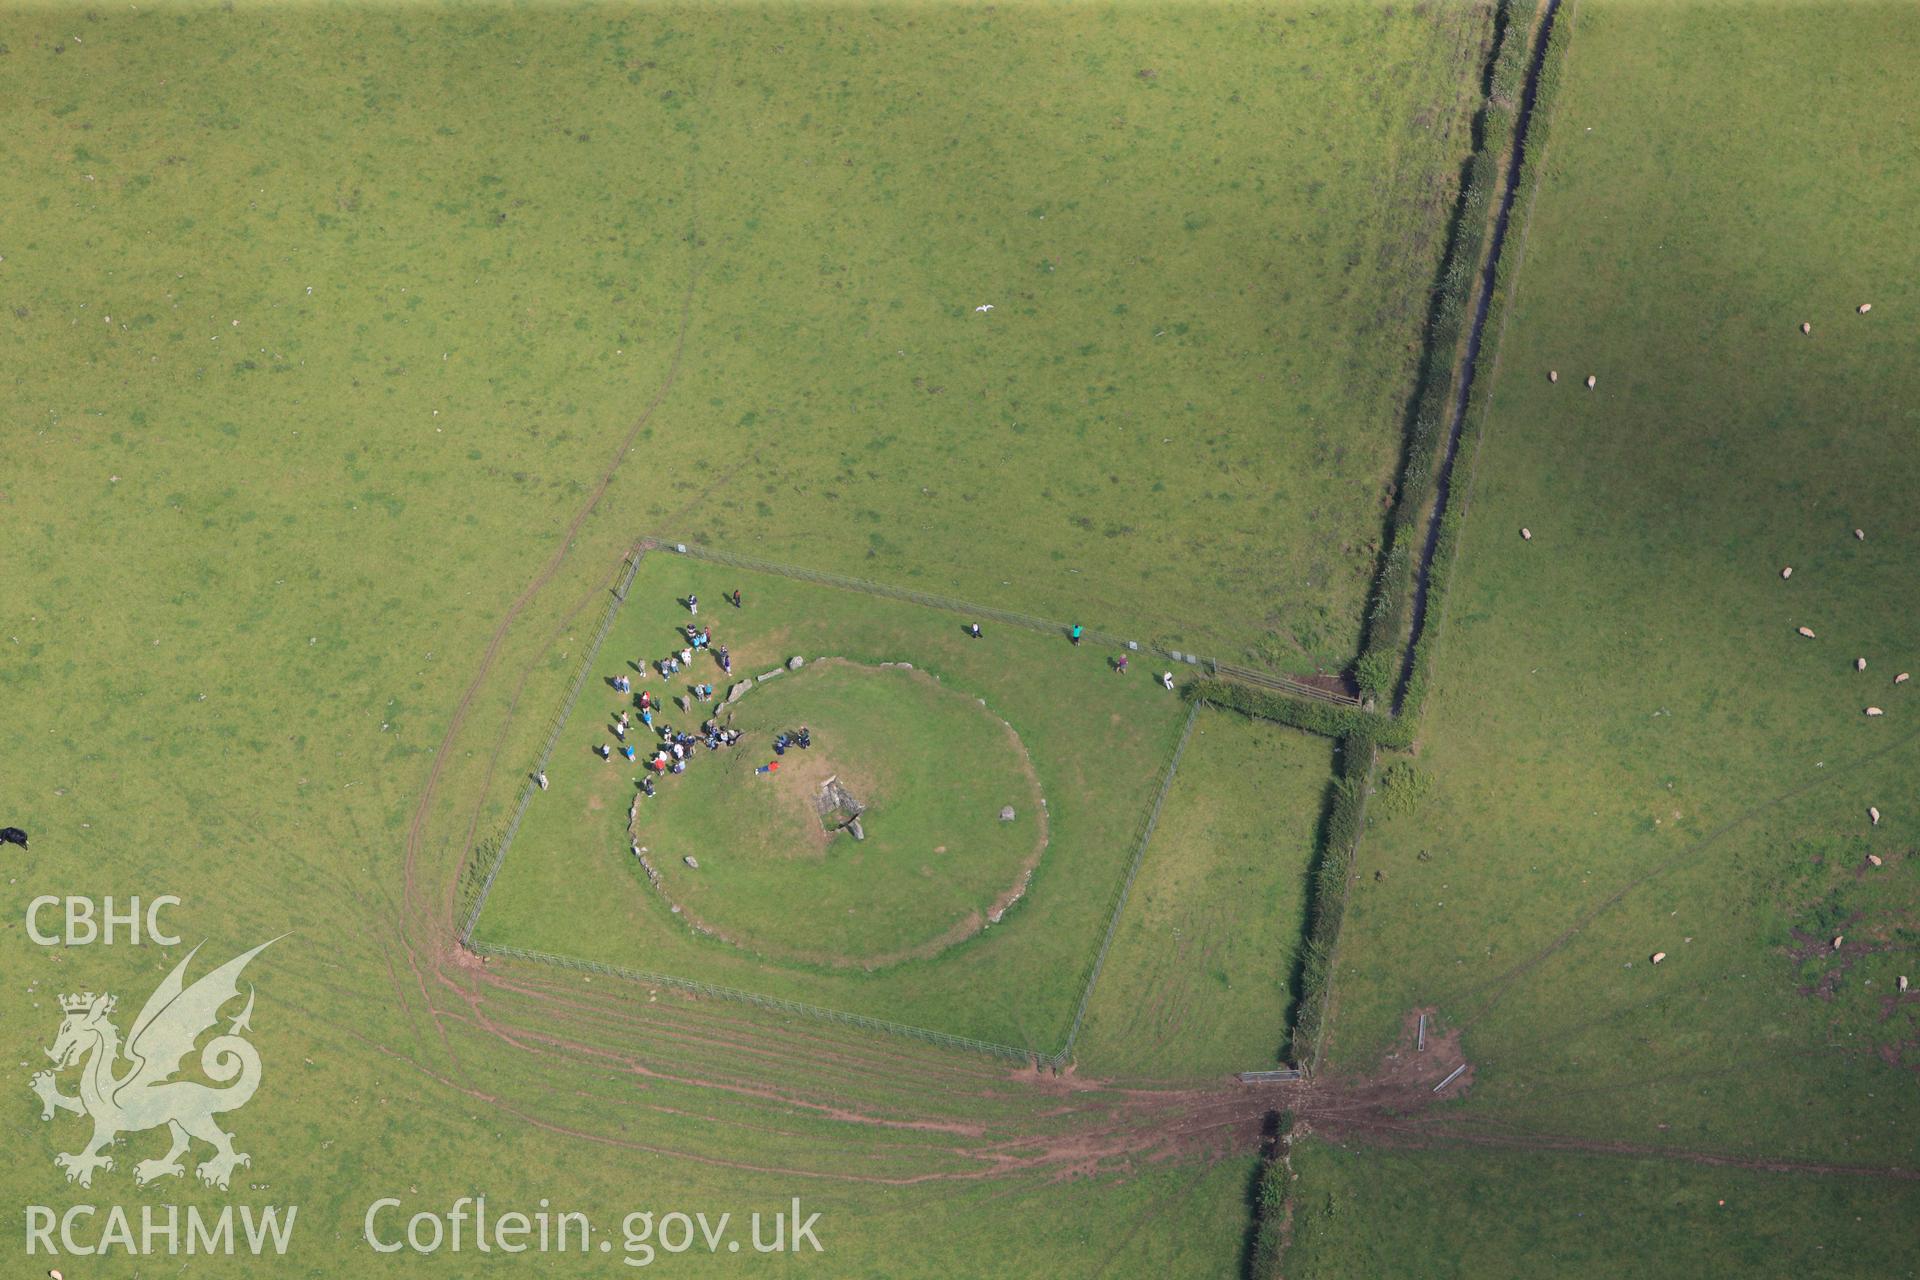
[974,304,994,312]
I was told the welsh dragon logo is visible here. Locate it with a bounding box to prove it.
[31,938,279,1190]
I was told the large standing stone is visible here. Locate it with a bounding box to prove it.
[727,680,753,703]
[788,655,805,671]
[999,805,1016,822]
[847,817,865,842]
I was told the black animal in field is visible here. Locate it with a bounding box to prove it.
[0,827,27,850]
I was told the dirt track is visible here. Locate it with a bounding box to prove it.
[368,88,1920,1204]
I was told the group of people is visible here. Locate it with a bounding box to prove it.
[684,589,745,617]
[573,586,778,804]
[547,588,1179,811]
[969,620,1174,689]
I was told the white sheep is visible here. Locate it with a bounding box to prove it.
[1585,374,1596,389]
[1651,951,1666,964]
[1896,673,1910,685]
[1854,528,1866,540]
[1797,626,1816,639]
[1521,527,1533,541]
[1832,935,1845,951]
[1859,303,1872,314]
[1857,657,1868,672]
[1801,321,1811,334]
[1900,975,1910,992]
[1866,706,1885,717]
[1870,806,1881,825]
[1549,369,1559,383]
[1869,854,1884,868]
[1781,566,1793,579]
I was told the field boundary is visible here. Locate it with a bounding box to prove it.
[1402,0,1577,727]
[1295,736,1379,1073]
[457,546,650,942]
[1394,0,1567,721]
[1352,0,1547,710]
[1059,699,1201,1062]
[648,537,1359,707]
[462,564,1204,1068]
[1287,0,1569,1082]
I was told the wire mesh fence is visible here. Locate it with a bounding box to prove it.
[460,667,1203,1069]
[454,541,1323,1070]
[1058,699,1200,1061]
[1303,738,1379,1077]
[458,547,650,943]
[647,537,1359,706]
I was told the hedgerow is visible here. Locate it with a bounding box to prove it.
[1288,734,1377,1069]
[1355,0,1538,707]
[1397,1,1576,723]
[1247,1109,1298,1279]
[1185,679,1401,746]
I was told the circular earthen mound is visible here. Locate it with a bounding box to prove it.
[635,660,1047,969]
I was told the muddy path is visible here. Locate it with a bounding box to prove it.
[369,20,1920,1198]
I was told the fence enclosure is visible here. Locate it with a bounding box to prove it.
[458,547,648,942]
[651,537,1358,707]
[458,536,1345,1070]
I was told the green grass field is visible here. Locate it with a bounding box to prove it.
[1076,708,1335,1078]
[1293,0,1920,1272]
[0,0,1663,1274]
[475,555,1191,1051]
[619,659,1046,968]
[4,0,1491,677]
[1287,1140,1920,1280]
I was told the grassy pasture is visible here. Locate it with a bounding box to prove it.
[1299,0,1920,1269]
[475,554,1191,1051]
[1076,706,1335,1079]
[0,0,1501,1274]
[625,659,1046,967]
[1286,1140,1920,1280]
[662,2,1496,673]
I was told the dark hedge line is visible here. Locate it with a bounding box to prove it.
[1290,734,1378,1071]
[1355,0,1538,705]
[1183,684,1381,1066]
[1397,2,1576,722]
[1238,14,1579,1272]
[1246,1109,1297,1279]
[1186,678,1405,748]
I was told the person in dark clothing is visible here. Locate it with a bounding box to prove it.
[968,622,982,639]
[796,727,811,750]
[717,646,731,675]
[731,589,743,608]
